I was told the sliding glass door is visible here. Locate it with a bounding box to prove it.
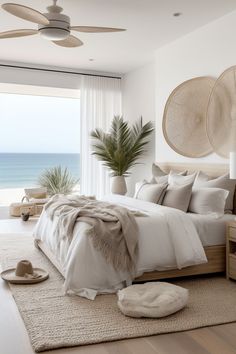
[0,89,80,205]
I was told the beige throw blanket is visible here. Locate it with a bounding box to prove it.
[44,195,140,273]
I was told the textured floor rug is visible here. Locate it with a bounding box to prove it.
[1,234,236,353]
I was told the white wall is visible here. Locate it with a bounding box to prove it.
[122,62,156,195]
[121,10,236,192]
[121,9,236,192]
[155,10,236,164]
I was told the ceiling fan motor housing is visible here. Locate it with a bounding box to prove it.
[38,11,70,41]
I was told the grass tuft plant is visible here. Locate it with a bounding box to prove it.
[38,166,78,196]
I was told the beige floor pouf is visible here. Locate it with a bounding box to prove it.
[117,282,188,318]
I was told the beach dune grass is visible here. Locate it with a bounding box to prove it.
[38,166,79,196]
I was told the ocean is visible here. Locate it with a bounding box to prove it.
[0,153,80,189]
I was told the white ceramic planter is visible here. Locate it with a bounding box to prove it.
[111,176,127,195]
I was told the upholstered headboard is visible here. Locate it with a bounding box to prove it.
[157,162,228,178]
[155,162,236,214]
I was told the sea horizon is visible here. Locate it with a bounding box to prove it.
[0,152,80,189]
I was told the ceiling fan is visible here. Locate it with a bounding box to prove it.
[0,0,126,47]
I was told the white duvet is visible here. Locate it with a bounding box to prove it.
[33,195,207,299]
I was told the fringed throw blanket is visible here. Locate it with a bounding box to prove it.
[44,195,140,272]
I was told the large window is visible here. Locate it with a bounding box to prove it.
[0,90,80,203]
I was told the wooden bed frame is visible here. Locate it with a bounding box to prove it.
[35,162,231,282]
[35,239,226,281]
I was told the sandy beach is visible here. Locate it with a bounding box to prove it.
[0,188,25,206]
[0,184,81,207]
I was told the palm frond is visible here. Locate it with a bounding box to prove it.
[91,116,154,176]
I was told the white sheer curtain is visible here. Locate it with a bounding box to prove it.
[80,75,122,198]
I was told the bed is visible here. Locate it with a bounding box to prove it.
[34,162,234,298]
[136,162,235,281]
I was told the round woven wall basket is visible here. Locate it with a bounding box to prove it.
[163,77,215,158]
[206,66,236,158]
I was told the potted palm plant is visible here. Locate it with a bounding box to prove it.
[91,116,154,195]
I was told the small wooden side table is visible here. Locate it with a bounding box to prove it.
[226,221,236,280]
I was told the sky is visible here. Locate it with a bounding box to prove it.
[0,93,80,153]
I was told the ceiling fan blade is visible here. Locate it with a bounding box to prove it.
[71,26,126,33]
[52,35,83,48]
[0,29,38,39]
[2,3,49,25]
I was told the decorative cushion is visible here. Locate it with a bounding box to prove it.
[134,180,147,198]
[189,188,229,217]
[24,187,47,199]
[151,164,169,184]
[151,164,187,184]
[193,171,210,186]
[152,163,167,178]
[134,180,168,203]
[168,172,197,186]
[196,174,236,213]
[150,174,169,184]
[162,182,193,212]
[117,282,188,318]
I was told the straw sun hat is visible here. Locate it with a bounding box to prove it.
[1,260,49,284]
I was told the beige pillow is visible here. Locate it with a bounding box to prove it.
[25,187,47,199]
[29,192,47,199]
[134,180,168,203]
[162,183,193,212]
[189,188,229,217]
[168,172,197,186]
[193,171,209,186]
[152,163,166,178]
[151,164,187,184]
[151,175,169,184]
[197,174,236,212]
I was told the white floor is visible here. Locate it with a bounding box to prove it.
[0,217,38,232]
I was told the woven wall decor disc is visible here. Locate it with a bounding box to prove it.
[206,66,236,158]
[163,77,215,158]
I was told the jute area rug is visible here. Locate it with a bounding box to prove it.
[1,234,236,353]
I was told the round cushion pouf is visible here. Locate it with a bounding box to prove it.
[117,282,188,318]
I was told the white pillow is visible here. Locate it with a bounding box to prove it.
[196,174,236,213]
[134,180,168,203]
[168,172,197,186]
[134,180,148,198]
[189,188,229,217]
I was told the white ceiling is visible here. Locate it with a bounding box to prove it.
[0,0,235,74]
